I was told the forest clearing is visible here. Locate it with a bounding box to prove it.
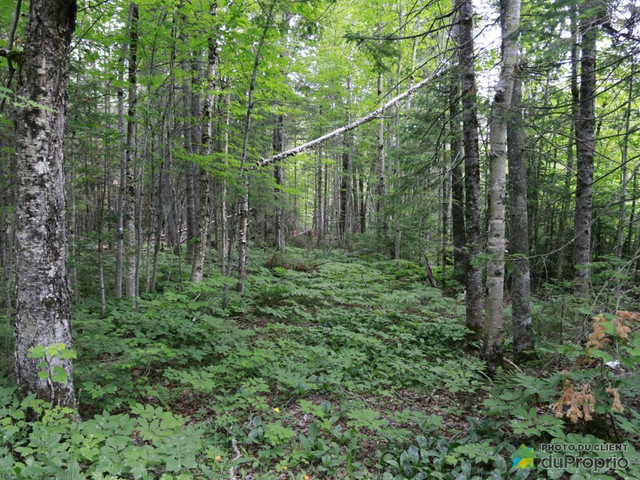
[0,0,639,478]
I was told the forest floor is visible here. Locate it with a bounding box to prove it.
[1,247,639,479]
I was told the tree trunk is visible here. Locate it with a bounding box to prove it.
[449,73,466,283]
[258,68,443,169]
[124,2,139,299]
[274,114,286,250]
[339,137,350,239]
[339,76,352,240]
[556,6,579,280]
[99,90,110,315]
[236,0,275,292]
[376,73,387,242]
[484,0,521,374]
[507,71,534,359]
[441,165,449,285]
[572,0,599,297]
[181,32,197,264]
[456,0,483,337]
[393,10,406,262]
[219,92,230,274]
[315,145,324,241]
[14,0,77,407]
[115,23,129,299]
[150,122,165,292]
[191,3,218,283]
[358,166,366,234]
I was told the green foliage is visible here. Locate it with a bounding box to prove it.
[3,250,640,478]
[380,435,524,480]
[28,344,76,384]
[482,306,640,478]
[0,389,205,479]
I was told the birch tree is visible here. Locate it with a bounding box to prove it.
[191,1,218,283]
[11,0,77,406]
[484,0,521,374]
[124,2,139,299]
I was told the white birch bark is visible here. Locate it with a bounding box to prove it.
[484,0,521,374]
[14,0,77,407]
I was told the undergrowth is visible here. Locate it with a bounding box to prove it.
[0,247,638,479]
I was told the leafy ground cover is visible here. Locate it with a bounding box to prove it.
[1,248,639,479]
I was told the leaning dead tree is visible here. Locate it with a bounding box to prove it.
[256,63,445,168]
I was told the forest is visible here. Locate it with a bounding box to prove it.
[0,0,639,478]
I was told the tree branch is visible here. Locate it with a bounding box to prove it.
[0,48,21,63]
[256,63,445,168]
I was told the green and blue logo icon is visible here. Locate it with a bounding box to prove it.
[512,444,535,469]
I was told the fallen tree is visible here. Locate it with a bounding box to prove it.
[256,63,446,168]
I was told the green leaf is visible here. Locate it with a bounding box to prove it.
[29,346,46,359]
[51,366,68,384]
[59,349,77,359]
[46,343,66,356]
[165,456,181,472]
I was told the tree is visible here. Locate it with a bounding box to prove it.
[507,70,534,358]
[191,1,219,283]
[274,113,286,250]
[484,0,521,374]
[456,0,483,337]
[572,0,600,297]
[11,0,77,406]
[124,2,139,299]
[449,16,466,283]
[236,0,276,293]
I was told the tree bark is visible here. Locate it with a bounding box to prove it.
[315,144,324,241]
[274,114,286,250]
[507,71,534,359]
[99,89,110,314]
[441,165,449,285]
[448,45,466,283]
[572,0,599,297]
[456,0,483,337]
[450,130,466,281]
[150,120,165,292]
[115,19,129,299]
[484,0,521,374]
[181,26,197,264]
[14,0,77,407]
[219,93,230,273]
[124,2,139,299]
[339,76,352,240]
[556,5,579,280]
[376,73,387,242]
[191,2,218,283]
